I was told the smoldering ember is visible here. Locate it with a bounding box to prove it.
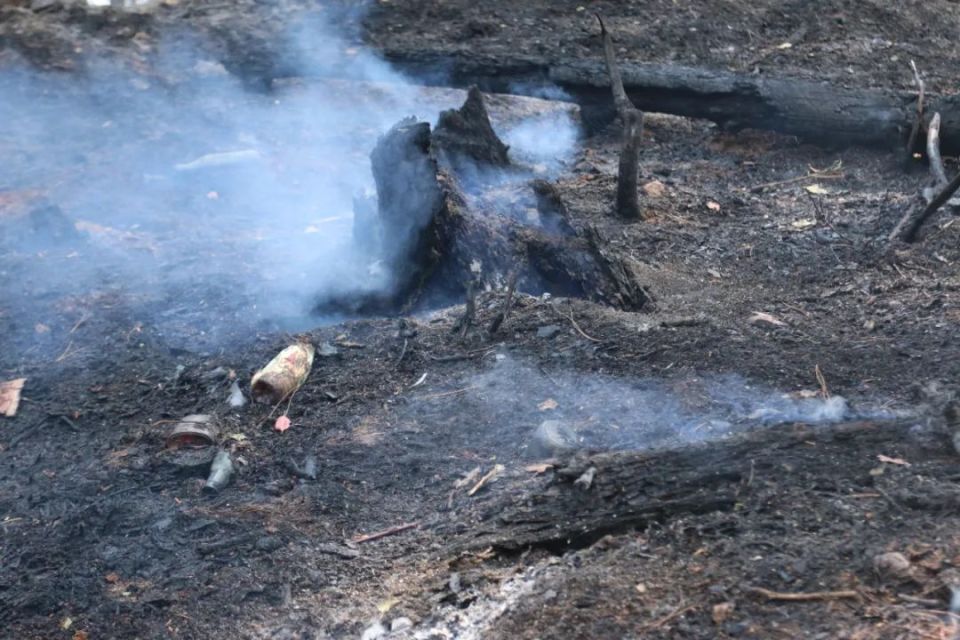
[9,2,960,640]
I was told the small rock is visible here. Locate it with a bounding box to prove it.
[201,366,229,381]
[536,325,561,339]
[390,617,413,632]
[317,342,340,358]
[228,381,247,408]
[360,622,386,640]
[530,420,577,458]
[642,180,667,198]
[873,551,912,581]
[256,536,284,553]
[448,572,461,594]
[712,601,735,625]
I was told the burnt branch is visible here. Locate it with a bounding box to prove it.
[488,269,519,337]
[596,14,633,119]
[905,60,926,165]
[617,109,644,220]
[597,14,645,220]
[927,112,948,187]
[902,169,960,243]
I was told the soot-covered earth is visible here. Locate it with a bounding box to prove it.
[5,1,960,638]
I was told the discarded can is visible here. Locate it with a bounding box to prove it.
[203,450,234,493]
[250,342,315,404]
[166,414,219,448]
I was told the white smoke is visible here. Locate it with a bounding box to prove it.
[0,8,584,355]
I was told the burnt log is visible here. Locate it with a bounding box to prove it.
[455,420,916,551]
[379,48,960,153]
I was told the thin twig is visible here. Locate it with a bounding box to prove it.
[565,310,602,343]
[417,386,476,401]
[641,604,697,631]
[488,270,519,336]
[898,593,943,608]
[428,348,495,363]
[814,364,830,399]
[395,338,408,369]
[351,521,419,544]
[747,586,859,602]
[69,311,90,334]
[748,172,844,193]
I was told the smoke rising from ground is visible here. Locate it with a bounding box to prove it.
[0,11,582,352]
[401,355,896,456]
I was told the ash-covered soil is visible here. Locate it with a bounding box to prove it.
[4,2,960,639]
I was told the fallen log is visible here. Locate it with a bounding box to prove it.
[379,48,960,153]
[454,420,917,551]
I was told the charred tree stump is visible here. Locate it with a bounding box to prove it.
[368,117,446,305]
[340,89,650,313]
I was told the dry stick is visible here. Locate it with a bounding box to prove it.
[641,604,697,631]
[565,310,602,343]
[596,14,632,117]
[905,60,925,164]
[597,14,645,220]
[814,364,830,399]
[747,586,859,602]
[468,464,503,496]
[452,280,477,338]
[394,338,408,369]
[748,172,844,193]
[417,386,477,401]
[351,521,419,544]
[488,270,519,336]
[927,112,948,187]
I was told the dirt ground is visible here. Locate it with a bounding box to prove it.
[5,1,960,639]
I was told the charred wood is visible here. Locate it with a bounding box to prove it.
[598,15,644,220]
[455,420,912,552]
[433,85,510,172]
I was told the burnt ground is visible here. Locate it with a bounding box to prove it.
[5,1,960,639]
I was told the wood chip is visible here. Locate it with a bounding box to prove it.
[748,312,786,327]
[877,454,910,467]
[468,464,504,496]
[525,463,554,474]
[0,378,26,417]
[538,398,558,411]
